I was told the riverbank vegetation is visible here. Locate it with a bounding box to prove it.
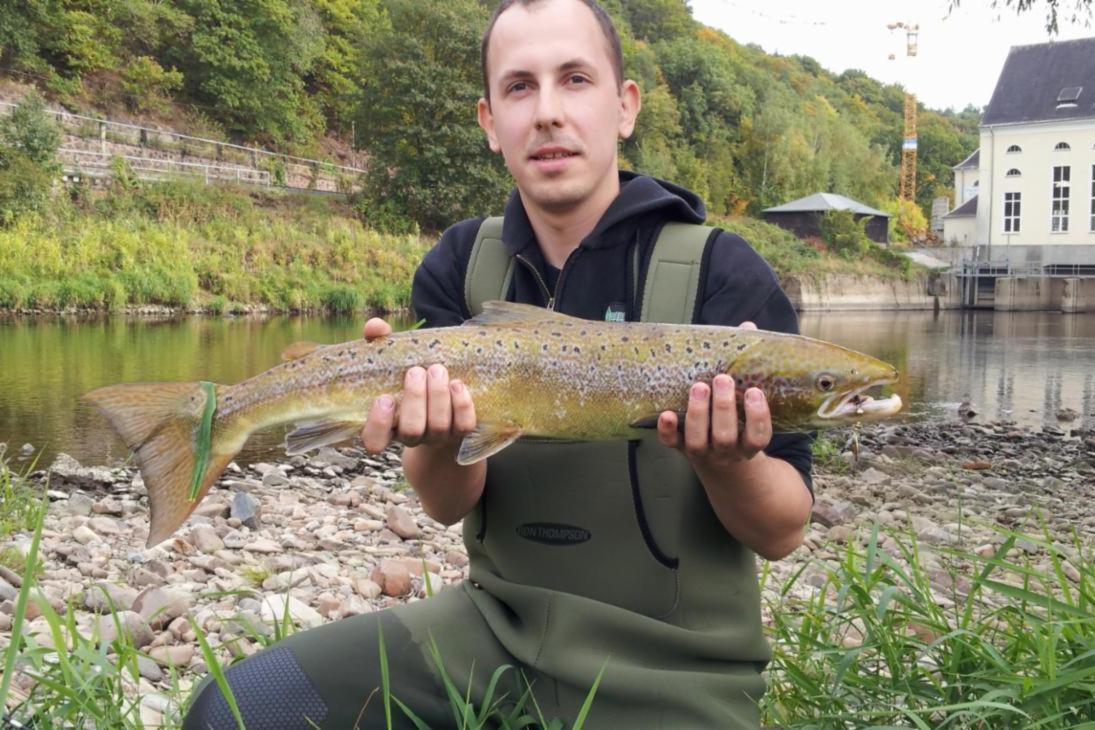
[0,177,427,314]
[0,448,1091,727]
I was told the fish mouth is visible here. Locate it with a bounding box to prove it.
[817,380,903,422]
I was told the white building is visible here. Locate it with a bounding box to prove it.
[943,37,1095,271]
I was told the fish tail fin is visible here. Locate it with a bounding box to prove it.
[83,381,239,547]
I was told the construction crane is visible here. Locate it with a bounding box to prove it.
[887,21,919,202]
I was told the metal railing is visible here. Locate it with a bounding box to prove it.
[60,148,271,186]
[0,99,362,191]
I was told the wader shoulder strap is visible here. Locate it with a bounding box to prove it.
[639,222,716,324]
[465,216,515,317]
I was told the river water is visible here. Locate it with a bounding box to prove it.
[1,310,1093,466]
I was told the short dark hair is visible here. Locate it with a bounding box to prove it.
[480,0,624,103]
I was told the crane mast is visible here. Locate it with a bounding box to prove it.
[888,22,919,202]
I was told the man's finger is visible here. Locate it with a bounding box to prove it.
[739,321,758,331]
[450,379,477,435]
[362,394,396,453]
[741,387,772,455]
[683,383,710,455]
[709,374,738,449]
[656,411,681,449]
[363,317,392,341]
[398,367,428,444]
[426,364,452,435]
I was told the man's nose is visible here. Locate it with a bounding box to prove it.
[534,85,564,130]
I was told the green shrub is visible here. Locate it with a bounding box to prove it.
[0,92,61,166]
[0,151,54,226]
[819,209,871,260]
[120,56,183,114]
[321,284,363,314]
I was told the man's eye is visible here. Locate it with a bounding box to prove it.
[569,75,588,84]
[508,81,529,93]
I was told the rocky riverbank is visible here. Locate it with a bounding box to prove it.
[1,421,1093,724]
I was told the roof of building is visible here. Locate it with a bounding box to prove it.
[953,148,980,170]
[944,194,978,218]
[762,192,890,217]
[982,37,1095,125]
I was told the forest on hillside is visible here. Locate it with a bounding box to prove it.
[0,0,980,230]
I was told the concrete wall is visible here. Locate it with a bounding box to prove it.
[993,276,1095,311]
[955,166,979,205]
[976,121,1095,248]
[783,274,948,311]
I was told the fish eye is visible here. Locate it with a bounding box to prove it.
[816,373,836,392]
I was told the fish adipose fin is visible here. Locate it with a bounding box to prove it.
[457,422,523,465]
[285,419,363,455]
[84,381,238,548]
[467,301,572,327]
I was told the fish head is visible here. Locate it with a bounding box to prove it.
[728,334,903,431]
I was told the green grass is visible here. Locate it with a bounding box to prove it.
[760,521,1095,728]
[0,181,429,314]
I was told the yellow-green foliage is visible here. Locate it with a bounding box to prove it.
[879,198,929,244]
[0,182,428,312]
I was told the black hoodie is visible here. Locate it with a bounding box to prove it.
[412,171,813,489]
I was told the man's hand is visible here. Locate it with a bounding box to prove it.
[358,317,478,454]
[655,321,771,466]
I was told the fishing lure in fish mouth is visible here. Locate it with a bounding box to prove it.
[85,301,905,546]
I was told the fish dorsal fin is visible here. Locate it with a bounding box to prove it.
[457,421,523,465]
[466,301,572,327]
[281,341,321,361]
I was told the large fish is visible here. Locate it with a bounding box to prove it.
[85,301,902,546]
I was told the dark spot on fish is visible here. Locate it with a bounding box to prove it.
[736,343,748,352]
[551,331,561,337]
[622,336,629,342]
[496,340,503,347]
[600,344,607,351]
[686,346,694,354]
[705,342,712,350]
[477,347,483,354]
[562,345,568,352]
[542,344,548,352]
[664,343,672,353]
[367,358,373,365]
[429,339,440,349]
[411,337,420,345]
[580,330,587,336]
[461,340,469,347]
[573,346,580,354]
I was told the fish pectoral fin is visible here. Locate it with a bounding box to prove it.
[280,341,321,361]
[285,419,363,455]
[467,301,573,327]
[457,422,523,465]
[628,411,686,430]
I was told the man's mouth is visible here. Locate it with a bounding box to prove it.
[530,147,578,161]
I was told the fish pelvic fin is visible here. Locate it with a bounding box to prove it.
[285,419,364,455]
[457,422,523,465]
[83,381,239,548]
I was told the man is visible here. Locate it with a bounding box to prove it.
[184,1,812,727]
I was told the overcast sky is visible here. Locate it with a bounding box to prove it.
[689,0,1093,112]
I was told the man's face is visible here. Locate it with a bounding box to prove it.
[478,0,640,215]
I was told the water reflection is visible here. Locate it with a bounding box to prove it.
[799,310,1095,433]
[1,310,1093,467]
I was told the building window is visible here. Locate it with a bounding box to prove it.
[1006,145,1022,153]
[1052,165,1070,232]
[1004,192,1021,233]
[1055,141,1072,151]
[1090,164,1095,232]
[1005,169,1021,177]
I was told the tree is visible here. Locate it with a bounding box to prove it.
[623,0,695,43]
[0,92,61,226]
[948,0,1093,33]
[355,0,509,232]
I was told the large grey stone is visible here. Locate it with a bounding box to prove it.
[231,491,262,530]
[133,587,191,628]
